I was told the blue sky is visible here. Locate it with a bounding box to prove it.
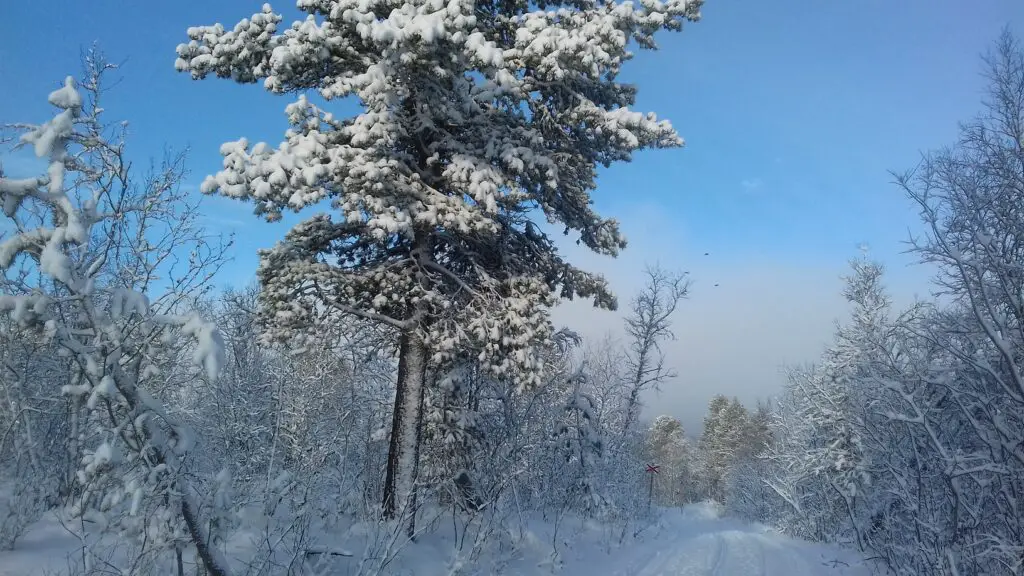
[3,0,1023,431]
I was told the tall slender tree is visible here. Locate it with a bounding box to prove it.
[622,265,688,435]
[175,0,703,533]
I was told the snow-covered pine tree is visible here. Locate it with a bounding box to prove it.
[554,369,606,516]
[816,255,888,548]
[0,61,231,576]
[698,394,748,501]
[644,415,688,505]
[722,401,773,521]
[420,361,488,509]
[761,254,892,547]
[741,400,771,459]
[174,0,704,532]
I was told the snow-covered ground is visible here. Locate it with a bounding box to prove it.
[588,504,871,576]
[0,502,872,575]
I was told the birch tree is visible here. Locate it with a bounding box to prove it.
[887,29,1024,574]
[0,57,232,575]
[622,265,688,435]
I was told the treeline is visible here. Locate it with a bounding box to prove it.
[0,0,707,572]
[655,32,1024,576]
[0,61,692,571]
[642,396,771,508]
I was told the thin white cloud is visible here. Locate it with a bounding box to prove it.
[198,215,248,228]
[740,177,763,192]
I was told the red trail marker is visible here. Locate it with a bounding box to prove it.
[645,464,659,511]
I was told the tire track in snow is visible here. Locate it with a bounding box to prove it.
[606,506,870,576]
[758,534,768,576]
[635,532,721,576]
[709,534,726,575]
[633,527,857,576]
[715,530,766,575]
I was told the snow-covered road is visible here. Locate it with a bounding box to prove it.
[585,504,871,576]
[633,529,853,576]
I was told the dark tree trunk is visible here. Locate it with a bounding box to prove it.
[382,329,429,537]
[181,496,228,576]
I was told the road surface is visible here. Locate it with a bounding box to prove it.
[595,504,870,576]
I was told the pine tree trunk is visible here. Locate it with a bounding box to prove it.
[382,329,428,537]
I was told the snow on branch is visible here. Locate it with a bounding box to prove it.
[1,69,231,576]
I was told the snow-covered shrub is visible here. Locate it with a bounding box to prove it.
[0,54,232,575]
[0,318,66,549]
[0,478,48,550]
